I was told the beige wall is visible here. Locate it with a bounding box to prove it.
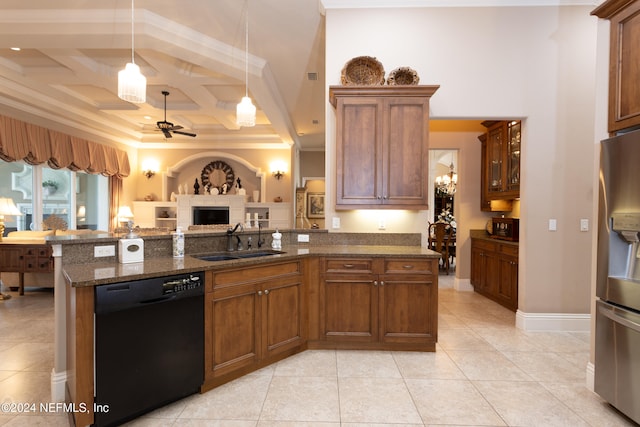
[324,5,598,315]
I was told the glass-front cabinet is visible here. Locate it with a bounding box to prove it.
[480,120,521,207]
[506,120,521,193]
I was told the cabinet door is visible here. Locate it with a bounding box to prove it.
[470,245,483,286]
[384,97,429,206]
[486,123,504,196]
[506,121,521,193]
[0,247,25,270]
[335,97,383,207]
[320,274,378,343]
[378,274,437,345]
[261,276,305,359]
[205,283,260,380]
[498,255,518,311]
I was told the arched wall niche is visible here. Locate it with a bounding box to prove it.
[161,151,266,202]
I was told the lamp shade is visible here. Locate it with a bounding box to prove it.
[236,96,256,127]
[118,62,146,103]
[117,205,134,222]
[0,197,22,216]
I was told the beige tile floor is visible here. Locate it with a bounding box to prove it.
[0,276,637,427]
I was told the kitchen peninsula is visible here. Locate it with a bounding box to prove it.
[54,230,440,427]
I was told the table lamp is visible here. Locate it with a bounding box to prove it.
[0,197,22,300]
[0,197,22,242]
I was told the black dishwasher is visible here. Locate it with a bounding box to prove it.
[94,272,204,427]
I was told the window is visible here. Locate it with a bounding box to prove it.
[0,160,109,234]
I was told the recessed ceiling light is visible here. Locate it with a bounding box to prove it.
[10,47,20,51]
[144,115,152,120]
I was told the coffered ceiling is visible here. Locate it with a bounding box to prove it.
[0,0,326,151]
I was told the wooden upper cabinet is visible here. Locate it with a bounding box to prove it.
[477,120,519,211]
[330,86,439,210]
[592,0,640,132]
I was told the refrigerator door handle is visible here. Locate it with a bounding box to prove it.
[598,303,640,333]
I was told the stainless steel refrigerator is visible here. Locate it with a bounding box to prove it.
[596,129,640,424]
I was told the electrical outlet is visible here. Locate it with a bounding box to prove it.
[378,218,386,230]
[297,234,310,243]
[332,217,341,229]
[94,245,115,257]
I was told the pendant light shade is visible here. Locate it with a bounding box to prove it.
[236,0,256,127]
[118,0,146,103]
[118,62,146,103]
[236,96,256,127]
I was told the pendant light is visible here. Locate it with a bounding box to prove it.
[118,0,146,103]
[236,0,256,127]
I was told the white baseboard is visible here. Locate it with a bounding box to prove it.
[51,369,67,402]
[586,362,595,391]
[515,310,591,332]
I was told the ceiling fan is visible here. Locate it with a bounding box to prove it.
[156,91,196,138]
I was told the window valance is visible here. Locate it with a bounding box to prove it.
[0,115,130,178]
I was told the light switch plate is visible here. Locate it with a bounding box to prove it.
[549,219,557,231]
[580,219,589,232]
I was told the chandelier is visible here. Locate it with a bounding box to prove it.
[435,161,458,196]
[117,0,146,103]
[236,0,256,127]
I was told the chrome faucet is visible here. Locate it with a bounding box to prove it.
[226,223,244,251]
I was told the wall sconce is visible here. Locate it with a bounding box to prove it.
[141,159,159,179]
[270,160,287,180]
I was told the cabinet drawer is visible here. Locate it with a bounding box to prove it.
[472,239,498,252]
[210,261,301,291]
[24,247,51,257]
[384,258,436,275]
[323,258,374,274]
[499,244,518,257]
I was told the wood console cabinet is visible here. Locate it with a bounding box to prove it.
[329,86,439,210]
[470,237,518,311]
[0,242,53,295]
[202,260,306,391]
[311,256,438,351]
[592,0,640,132]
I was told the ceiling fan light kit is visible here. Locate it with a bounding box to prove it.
[118,0,146,103]
[156,91,196,138]
[236,0,256,127]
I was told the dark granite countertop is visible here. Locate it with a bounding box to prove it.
[469,229,519,246]
[63,244,441,288]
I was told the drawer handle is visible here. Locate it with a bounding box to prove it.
[402,265,414,269]
[264,289,270,295]
[380,281,385,286]
[373,281,378,286]
[343,264,355,268]
[257,290,263,296]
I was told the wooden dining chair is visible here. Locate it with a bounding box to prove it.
[428,222,450,274]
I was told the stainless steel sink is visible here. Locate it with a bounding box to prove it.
[194,250,285,262]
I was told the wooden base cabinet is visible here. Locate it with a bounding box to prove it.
[0,243,53,295]
[312,257,438,351]
[202,261,306,391]
[470,238,518,311]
